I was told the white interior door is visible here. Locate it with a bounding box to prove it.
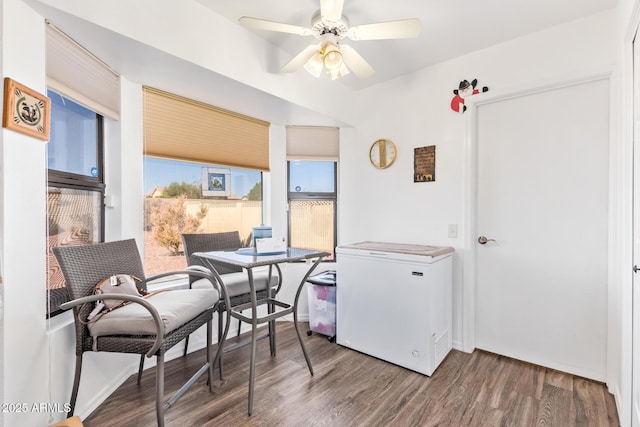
[475,78,610,380]
[632,28,640,427]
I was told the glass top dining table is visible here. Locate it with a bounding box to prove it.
[194,247,329,269]
[192,247,330,416]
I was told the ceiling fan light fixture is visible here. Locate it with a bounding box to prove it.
[241,2,422,81]
[322,43,343,70]
[329,63,350,80]
[304,52,324,78]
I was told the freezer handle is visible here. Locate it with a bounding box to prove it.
[367,252,389,257]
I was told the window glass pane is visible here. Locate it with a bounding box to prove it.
[144,157,262,275]
[289,161,335,193]
[46,90,103,318]
[47,89,99,177]
[289,200,335,260]
[288,161,336,261]
[47,186,102,291]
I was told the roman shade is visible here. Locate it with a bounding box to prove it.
[143,87,271,171]
[46,22,120,120]
[286,126,339,161]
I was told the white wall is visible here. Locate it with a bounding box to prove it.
[340,9,616,351]
[111,77,144,246]
[610,1,638,425]
[0,0,50,426]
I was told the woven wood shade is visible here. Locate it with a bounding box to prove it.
[143,87,270,171]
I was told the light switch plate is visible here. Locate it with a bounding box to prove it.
[448,224,458,238]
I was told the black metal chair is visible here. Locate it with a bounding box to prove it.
[54,239,230,427]
[180,231,282,373]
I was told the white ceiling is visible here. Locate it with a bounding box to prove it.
[30,0,617,126]
[195,0,617,91]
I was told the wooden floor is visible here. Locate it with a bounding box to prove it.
[83,322,619,427]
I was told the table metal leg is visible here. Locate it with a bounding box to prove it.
[197,251,327,417]
[268,317,276,356]
[272,264,283,356]
[293,308,314,376]
[207,319,214,392]
[217,309,224,380]
[267,264,276,356]
[247,268,258,416]
[293,257,324,376]
[248,318,258,416]
[206,265,232,383]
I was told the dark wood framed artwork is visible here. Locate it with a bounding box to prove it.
[414,145,436,182]
[2,77,51,141]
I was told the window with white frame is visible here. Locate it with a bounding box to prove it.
[143,157,263,275]
[46,89,105,317]
[45,22,120,317]
[286,126,339,260]
[288,160,337,260]
[142,87,270,274]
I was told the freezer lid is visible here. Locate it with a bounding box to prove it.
[337,241,454,258]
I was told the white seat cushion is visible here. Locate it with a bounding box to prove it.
[87,288,218,338]
[191,270,278,298]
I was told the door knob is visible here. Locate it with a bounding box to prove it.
[478,236,496,245]
[634,265,639,273]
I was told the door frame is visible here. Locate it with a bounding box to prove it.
[629,3,640,427]
[461,69,614,352]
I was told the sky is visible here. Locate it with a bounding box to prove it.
[289,160,335,192]
[144,158,335,197]
[144,157,260,197]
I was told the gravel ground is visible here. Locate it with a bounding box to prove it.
[143,231,187,276]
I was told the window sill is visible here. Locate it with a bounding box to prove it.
[46,309,74,334]
[147,275,190,291]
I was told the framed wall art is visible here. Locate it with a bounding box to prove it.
[2,78,51,141]
[414,145,436,182]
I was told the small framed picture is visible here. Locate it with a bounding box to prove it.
[202,167,231,197]
[2,78,51,141]
[414,145,436,182]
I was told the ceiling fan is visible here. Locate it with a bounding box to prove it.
[238,0,422,80]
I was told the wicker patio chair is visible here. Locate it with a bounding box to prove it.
[181,231,282,372]
[54,239,230,427]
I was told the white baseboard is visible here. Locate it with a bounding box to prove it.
[76,368,134,421]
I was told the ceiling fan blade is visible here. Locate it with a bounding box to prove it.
[340,45,375,79]
[281,44,320,73]
[239,16,313,36]
[347,18,422,40]
[320,0,344,23]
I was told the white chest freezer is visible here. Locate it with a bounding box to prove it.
[336,242,454,376]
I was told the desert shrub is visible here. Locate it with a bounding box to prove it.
[150,195,208,255]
